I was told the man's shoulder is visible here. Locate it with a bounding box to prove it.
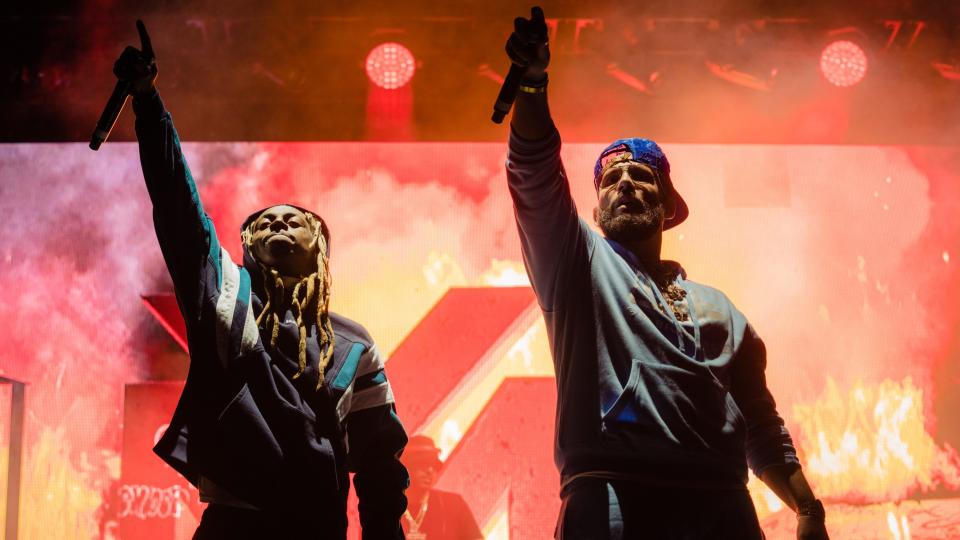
[683,278,738,309]
[681,278,752,326]
[329,312,375,348]
[683,278,726,297]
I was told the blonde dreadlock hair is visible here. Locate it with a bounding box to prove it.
[242,211,335,389]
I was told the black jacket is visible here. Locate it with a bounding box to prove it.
[134,90,408,539]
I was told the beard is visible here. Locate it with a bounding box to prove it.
[597,202,665,243]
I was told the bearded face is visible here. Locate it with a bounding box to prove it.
[594,162,669,243]
[596,197,664,242]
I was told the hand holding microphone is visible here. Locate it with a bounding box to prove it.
[491,6,550,124]
[90,20,157,150]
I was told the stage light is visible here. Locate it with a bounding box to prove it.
[705,61,777,92]
[606,63,660,94]
[365,42,416,90]
[932,61,960,81]
[820,40,868,87]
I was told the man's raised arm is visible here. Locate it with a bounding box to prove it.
[505,7,592,311]
[115,21,218,317]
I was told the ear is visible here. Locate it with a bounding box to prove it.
[592,206,600,225]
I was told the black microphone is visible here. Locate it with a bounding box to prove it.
[89,80,131,151]
[491,63,526,124]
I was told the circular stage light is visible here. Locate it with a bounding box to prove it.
[820,40,868,88]
[365,43,416,90]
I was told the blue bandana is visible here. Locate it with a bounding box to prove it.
[592,137,689,230]
[593,138,671,192]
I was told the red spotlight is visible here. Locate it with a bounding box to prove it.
[365,43,416,90]
[820,40,868,87]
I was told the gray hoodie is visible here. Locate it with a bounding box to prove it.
[506,128,799,493]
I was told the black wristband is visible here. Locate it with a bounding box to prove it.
[797,499,825,519]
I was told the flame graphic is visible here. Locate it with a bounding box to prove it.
[479,260,530,287]
[792,377,960,503]
[17,428,113,539]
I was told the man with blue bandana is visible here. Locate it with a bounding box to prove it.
[502,7,829,540]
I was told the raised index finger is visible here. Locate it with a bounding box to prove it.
[530,6,547,38]
[136,19,154,59]
[530,6,545,25]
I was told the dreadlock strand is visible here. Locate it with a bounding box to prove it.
[303,275,317,311]
[291,280,303,309]
[316,249,330,315]
[255,298,271,327]
[271,269,284,305]
[315,272,327,388]
[267,269,286,349]
[255,266,274,327]
[316,314,336,390]
[288,280,308,380]
[270,312,281,348]
[315,250,335,389]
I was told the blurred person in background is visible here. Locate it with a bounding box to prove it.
[401,436,484,540]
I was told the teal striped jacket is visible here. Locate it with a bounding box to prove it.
[134,91,408,539]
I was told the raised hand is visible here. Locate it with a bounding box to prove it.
[113,20,158,96]
[506,6,550,82]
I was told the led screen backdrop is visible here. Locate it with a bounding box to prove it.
[1,140,959,539]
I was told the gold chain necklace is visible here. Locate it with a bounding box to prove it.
[404,492,430,535]
[649,263,689,322]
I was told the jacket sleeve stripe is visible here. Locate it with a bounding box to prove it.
[354,370,387,391]
[332,342,366,390]
[356,344,386,377]
[349,382,395,413]
[216,247,256,367]
[205,215,222,289]
[236,267,260,356]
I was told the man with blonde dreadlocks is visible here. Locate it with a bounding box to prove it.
[112,21,409,539]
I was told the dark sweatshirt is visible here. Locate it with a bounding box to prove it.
[506,128,799,494]
[134,90,408,539]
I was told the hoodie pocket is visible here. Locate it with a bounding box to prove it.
[214,383,340,509]
[216,384,285,469]
[601,359,735,449]
[601,360,644,424]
